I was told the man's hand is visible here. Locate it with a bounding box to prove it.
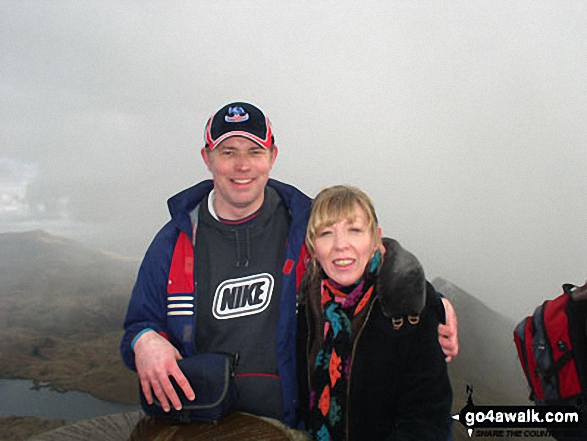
[438,298,458,362]
[134,331,195,412]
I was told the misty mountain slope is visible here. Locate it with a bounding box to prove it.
[433,277,531,409]
[0,230,140,335]
[0,230,141,404]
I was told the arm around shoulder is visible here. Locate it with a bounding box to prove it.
[426,282,460,362]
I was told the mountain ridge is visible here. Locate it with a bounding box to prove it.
[433,276,529,405]
[0,229,139,335]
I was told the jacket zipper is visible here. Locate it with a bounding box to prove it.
[344,298,377,441]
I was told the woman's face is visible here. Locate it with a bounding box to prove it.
[314,205,379,287]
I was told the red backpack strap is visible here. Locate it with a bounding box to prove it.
[542,292,582,398]
[526,310,546,401]
[167,231,195,294]
[514,316,536,400]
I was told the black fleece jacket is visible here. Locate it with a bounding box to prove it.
[297,238,453,441]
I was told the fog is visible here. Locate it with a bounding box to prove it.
[1,1,585,321]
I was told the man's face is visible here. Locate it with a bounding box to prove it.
[201,136,277,220]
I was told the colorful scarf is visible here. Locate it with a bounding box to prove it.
[308,275,375,441]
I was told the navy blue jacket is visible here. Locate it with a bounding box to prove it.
[120,179,312,426]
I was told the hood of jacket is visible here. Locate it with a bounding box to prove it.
[375,237,426,321]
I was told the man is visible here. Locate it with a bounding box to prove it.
[120,102,458,427]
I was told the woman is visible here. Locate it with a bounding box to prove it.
[298,185,452,441]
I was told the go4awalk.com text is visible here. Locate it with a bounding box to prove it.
[453,405,585,438]
[453,386,587,438]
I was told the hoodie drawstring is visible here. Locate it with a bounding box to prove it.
[234,227,252,268]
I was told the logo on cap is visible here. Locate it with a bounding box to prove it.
[225,107,249,123]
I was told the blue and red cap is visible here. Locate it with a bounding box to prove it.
[204,102,275,150]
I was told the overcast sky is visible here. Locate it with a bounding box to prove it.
[1,0,585,320]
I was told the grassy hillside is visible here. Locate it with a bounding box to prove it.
[0,329,138,404]
[0,230,138,336]
[0,416,65,441]
[0,230,141,402]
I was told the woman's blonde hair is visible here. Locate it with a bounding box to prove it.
[305,185,382,275]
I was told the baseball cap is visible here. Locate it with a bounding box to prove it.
[204,102,274,150]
